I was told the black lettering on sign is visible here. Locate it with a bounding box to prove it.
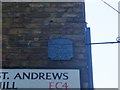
[13,72,69,80]
[52,73,63,80]
[23,72,30,79]
[39,72,45,80]
[31,72,38,79]
[46,72,52,80]
[14,73,22,79]
[63,73,68,80]
[0,82,17,89]
[0,72,8,79]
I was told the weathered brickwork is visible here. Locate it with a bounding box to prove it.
[2,2,89,88]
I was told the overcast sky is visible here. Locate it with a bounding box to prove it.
[85,0,118,88]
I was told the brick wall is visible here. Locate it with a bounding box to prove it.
[2,2,89,88]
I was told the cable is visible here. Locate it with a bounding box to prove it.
[87,41,120,45]
[88,1,120,45]
[87,37,120,45]
[101,0,120,14]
